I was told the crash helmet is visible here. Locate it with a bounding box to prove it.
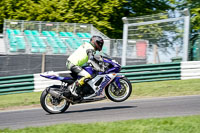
[90,36,104,51]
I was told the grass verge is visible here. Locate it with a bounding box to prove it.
[132,78,200,99]
[1,115,200,133]
[0,79,200,109]
[0,92,42,109]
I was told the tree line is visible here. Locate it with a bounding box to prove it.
[0,0,199,38]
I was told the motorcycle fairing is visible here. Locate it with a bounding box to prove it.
[103,58,121,74]
[40,71,73,81]
[41,74,72,80]
[87,73,117,97]
[82,66,96,76]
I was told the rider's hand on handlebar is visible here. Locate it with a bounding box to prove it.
[87,59,92,64]
[87,59,93,66]
[88,59,92,64]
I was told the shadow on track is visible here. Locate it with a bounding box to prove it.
[45,105,137,115]
[64,105,137,114]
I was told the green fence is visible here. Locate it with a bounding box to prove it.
[120,62,181,83]
[0,74,34,95]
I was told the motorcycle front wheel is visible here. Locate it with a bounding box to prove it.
[105,77,132,102]
[40,88,70,114]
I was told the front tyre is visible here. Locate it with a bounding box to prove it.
[105,77,132,102]
[40,88,70,114]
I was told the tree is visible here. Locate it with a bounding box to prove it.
[0,0,174,38]
[107,0,174,38]
[170,0,200,33]
[0,0,37,33]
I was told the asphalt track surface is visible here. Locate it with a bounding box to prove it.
[0,95,200,129]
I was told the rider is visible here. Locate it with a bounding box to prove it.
[66,36,104,96]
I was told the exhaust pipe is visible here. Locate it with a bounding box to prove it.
[48,89,75,104]
[49,90,61,99]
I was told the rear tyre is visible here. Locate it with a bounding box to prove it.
[105,77,132,102]
[40,88,70,114]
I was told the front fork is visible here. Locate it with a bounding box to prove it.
[113,75,125,90]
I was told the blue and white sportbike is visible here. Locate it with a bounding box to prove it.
[40,54,132,114]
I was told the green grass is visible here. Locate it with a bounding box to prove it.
[0,79,200,109]
[1,115,200,133]
[132,79,200,98]
[0,92,42,109]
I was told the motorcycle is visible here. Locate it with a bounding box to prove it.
[40,54,132,114]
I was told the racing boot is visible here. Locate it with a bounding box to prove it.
[68,81,79,97]
[69,75,92,97]
[77,74,92,86]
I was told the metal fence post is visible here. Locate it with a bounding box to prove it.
[3,20,8,54]
[122,24,128,66]
[183,8,190,61]
[41,53,46,73]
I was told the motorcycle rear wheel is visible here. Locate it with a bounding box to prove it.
[40,88,70,114]
[105,77,132,102]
